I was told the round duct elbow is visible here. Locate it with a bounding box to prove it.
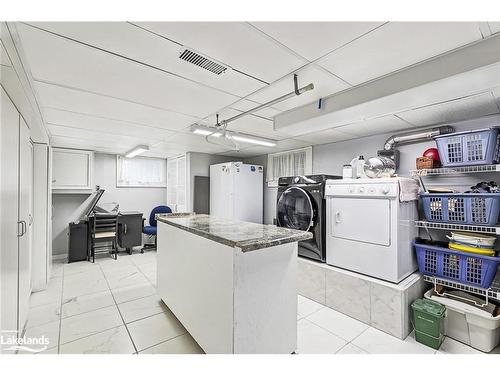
[383,126,454,151]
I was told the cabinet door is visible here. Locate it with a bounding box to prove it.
[0,88,19,339]
[18,117,32,331]
[52,148,93,189]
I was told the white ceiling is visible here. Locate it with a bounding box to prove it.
[13,21,500,158]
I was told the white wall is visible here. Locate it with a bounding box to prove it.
[51,153,167,256]
[246,114,500,225]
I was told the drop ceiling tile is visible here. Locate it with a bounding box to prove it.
[292,128,354,145]
[318,22,483,85]
[17,24,238,118]
[27,22,265,97]
[43,108,176,141]
[50,135,133,153]
[35,82,197,131]
[336,115,414,137]
[228,99,281,119]
[396,92,500,127]
[48,124,153,146]
[246,65,350,112]
[489,22,500,34]
[250,22,383,61]
[159,133,232,154]
[135,22,306,83]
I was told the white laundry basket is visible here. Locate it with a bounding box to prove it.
[424,289,500,352]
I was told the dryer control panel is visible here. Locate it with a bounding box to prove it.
[325,182,398,198]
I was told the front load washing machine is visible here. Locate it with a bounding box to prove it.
[276,175,342,262]
[325,178,418,283]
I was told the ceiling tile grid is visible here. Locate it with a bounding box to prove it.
[34,82,199,132]
[134,22,307,83]
[317,22,484,85]
[13,22,500,159]
[27,22,266,98]
[395,92,500,127]
[43,107,177,141]
[17,23,240,119]
[249,22,384,61]
[336,114,415,137]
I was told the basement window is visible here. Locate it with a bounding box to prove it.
[267,147,313,187]
[116,155,167,188]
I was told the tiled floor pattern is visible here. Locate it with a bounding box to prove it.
[23,251,494,354]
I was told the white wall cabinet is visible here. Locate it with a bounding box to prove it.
[0,88,32,342]
[52,148,93,192]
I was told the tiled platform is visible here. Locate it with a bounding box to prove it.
[20,251,493,354]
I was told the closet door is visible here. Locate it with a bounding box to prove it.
[0,88,20,337]
[18,116,32,331]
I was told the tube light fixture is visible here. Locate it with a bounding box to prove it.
[125,145,149,158]
[190,124,276,147]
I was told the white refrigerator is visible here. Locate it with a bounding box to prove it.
[210,162,263,223]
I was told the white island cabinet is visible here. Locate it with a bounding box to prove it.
[156,214,312,354]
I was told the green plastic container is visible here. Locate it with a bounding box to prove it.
[411,298,446,350]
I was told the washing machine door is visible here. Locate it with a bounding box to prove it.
[277,187,315,231]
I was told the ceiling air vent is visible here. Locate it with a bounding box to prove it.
[179,49,227,75]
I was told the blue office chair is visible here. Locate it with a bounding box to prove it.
[141,205,172,253]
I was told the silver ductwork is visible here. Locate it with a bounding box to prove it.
[383,126,454,151]
[378,126,454,168]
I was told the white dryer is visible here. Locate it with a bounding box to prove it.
[325,178,418,283]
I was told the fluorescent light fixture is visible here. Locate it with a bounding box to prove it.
[125,145,149,158]
[190,124,223,137]
[190,124,276,147]
[230,134,277,147]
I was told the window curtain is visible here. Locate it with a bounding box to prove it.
[117,156,167,187]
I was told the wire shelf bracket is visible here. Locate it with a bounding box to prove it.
[414,220,500,235]
[423,275,500,303]
[410,164,500,176]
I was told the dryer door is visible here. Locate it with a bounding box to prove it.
[329,197,391,246]
[277,187,315,231]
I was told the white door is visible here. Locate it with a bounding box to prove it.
[0,88,20,340]
[18,116,32,332]
[329,197,391,246]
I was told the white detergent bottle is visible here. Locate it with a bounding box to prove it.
[350,155,366,179]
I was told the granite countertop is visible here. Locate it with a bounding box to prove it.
[157,214,313,252]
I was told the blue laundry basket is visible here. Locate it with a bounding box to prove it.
[421,193,500,226]
[413,239,500,288]
[434,127,500,167]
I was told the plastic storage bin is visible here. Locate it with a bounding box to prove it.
[411,298,446,349]
[434,127,500,167]
[424,289,500,352]
[421,193,500,226]
[413,239,500,288]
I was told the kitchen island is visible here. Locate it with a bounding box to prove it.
[156,214,312,354]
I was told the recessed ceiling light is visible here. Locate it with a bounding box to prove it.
[125,145,149,158]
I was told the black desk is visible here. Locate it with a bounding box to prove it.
[68,211,144,262]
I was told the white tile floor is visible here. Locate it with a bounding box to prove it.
[22,251,489,354]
